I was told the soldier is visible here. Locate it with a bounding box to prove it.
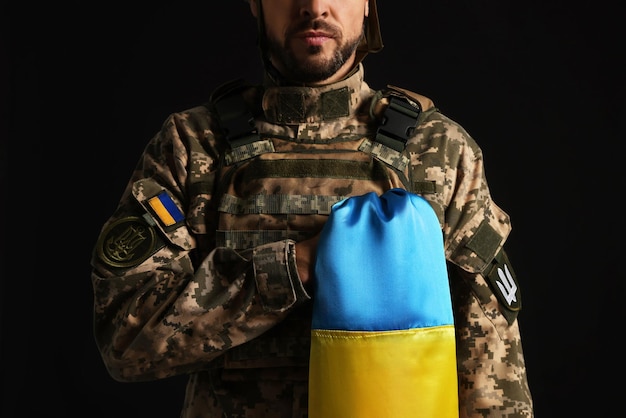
[91,0,534,417]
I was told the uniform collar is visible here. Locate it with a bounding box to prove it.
[261,64,366,124]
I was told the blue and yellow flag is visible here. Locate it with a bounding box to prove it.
[309,188,458,418]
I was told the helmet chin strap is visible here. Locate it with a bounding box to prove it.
[358,0,384,56]
[253,0,383,86]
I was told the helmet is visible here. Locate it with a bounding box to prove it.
[248,0,383,61]
[359,0,384,55]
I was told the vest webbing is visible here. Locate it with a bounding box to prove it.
[209,80,424,164]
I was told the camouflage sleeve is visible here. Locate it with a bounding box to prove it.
[450,251,533,417]
[408,111,534,416]
[91,107,310,382]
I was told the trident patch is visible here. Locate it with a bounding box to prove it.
[485,249,521,325]
[96,216,158,268]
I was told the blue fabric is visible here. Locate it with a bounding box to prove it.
[312,188,452,331]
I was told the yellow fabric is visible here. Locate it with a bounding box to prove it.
[309,325,458,418]
[147,196,176,226]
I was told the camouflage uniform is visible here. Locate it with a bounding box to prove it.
[92,64,533,417]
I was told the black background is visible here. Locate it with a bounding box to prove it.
[3,1,624,417]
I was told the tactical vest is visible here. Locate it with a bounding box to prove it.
[195,73,438,370]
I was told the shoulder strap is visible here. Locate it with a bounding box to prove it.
[372,85,437,153]
[207,79,276,165]
[386,85,435,113]
[375,95,421,152]
[207,78,260,148]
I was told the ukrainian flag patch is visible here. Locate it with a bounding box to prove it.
[147,191,185,228]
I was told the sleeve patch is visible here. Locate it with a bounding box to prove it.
[485,249,521,325]
[95,216,158,268]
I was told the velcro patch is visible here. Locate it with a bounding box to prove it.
[485,249,521,325]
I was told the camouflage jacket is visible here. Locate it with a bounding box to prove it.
[91,65,533,417]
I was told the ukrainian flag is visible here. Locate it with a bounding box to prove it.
[309,188,458,418]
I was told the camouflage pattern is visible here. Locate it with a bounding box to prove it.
[91,64,533,417]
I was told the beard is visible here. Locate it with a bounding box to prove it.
[266,20,365,84]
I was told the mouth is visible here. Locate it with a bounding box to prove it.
[296,30,334,47]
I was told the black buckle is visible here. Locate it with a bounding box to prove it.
[375,96,421,152]
[214,94,259,148]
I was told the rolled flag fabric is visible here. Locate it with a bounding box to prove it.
[309,188,458,418]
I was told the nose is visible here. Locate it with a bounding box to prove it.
[299,0,329,18]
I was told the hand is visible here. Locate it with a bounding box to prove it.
[295,233,320,287]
